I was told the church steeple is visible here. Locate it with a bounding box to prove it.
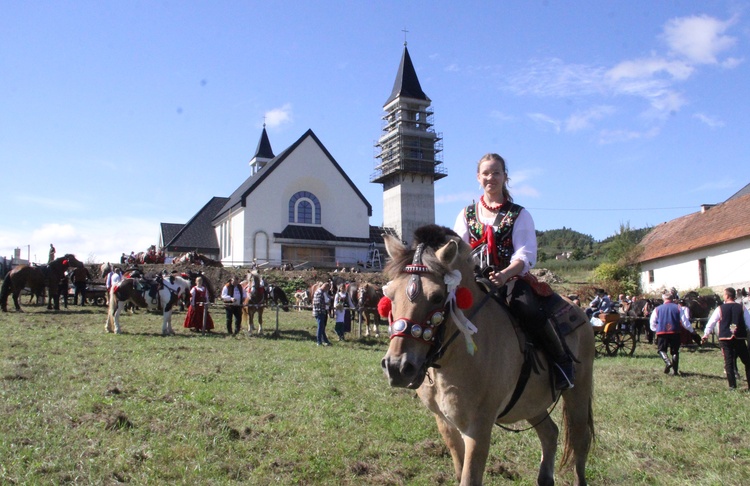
[372,43,446,244]
[249,124,275,175]
[385,44,428,105]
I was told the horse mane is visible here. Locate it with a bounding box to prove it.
[384,224,461,280]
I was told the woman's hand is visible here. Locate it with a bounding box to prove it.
[489,271,508,287]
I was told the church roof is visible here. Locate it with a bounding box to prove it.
[253,125,275,160]
[385,45,429,105]
[213,129,372,223]
[637,192,750,263]
[164,196,229,252]
[160,223,184,245]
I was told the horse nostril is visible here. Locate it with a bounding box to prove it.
[381,357,388,370]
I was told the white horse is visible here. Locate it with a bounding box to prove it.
[105,276,188,336]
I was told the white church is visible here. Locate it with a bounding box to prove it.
[158,44,446,268]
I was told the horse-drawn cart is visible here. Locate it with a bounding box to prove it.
[592,312,637,357]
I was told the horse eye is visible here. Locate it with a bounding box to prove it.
[430,312,444,326]
[429,294,444,305]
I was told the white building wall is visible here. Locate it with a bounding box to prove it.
[640,238,750,293]
[242,136,370,264]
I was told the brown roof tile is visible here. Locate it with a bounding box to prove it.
[638,192,750,262]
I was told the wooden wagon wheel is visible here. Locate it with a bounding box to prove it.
[604,322,637,357]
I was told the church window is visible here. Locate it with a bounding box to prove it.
[289,191,321,225]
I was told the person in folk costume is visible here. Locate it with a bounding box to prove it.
[702,287,750,390]
[221,276,246,335]
[453,152,574,390]
[333,283,354,341]
[650,291,695,375]
[184,276,214,331]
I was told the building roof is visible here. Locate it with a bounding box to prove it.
[213,128,372,223]
[253,125,275,160]
[726,182,750,201]
[385,45,429,105]
[160,223,184,245]
[637,192,750,263]
[164,196,229,252]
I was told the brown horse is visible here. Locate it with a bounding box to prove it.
[380,225,594,485]
[355,282,383,337]
[1,254,83,312]
[243,272,266,334]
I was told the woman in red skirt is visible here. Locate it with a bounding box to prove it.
[184,276,214,332]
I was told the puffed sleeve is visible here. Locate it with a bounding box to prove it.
[509,208,537,275]
[453,207,470,244]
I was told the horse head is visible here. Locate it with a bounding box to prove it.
[380,225,478,389]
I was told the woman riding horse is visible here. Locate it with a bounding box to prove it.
[380,225,594,485]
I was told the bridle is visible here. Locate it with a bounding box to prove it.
[387,243,447,346]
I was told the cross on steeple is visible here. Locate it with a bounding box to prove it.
[402,28,409,46]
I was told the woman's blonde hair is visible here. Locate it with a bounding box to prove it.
[477,153,512,202]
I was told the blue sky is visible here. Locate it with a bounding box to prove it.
[2,1,748,264]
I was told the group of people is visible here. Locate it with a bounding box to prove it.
[311,282,354,346]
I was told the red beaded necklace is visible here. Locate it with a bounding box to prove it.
[480,195,504,212]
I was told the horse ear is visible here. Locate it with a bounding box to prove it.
[435,239,459,267]
[383,234,406,259]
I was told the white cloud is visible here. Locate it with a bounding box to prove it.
[607,57,694,82]
[0,217,161,265]
[661,14,738,65]
[527,113,561,133]
[693,113,725,128]
[598,127,660,144]
[264,103,293,128]
[489,110,514,122]
[565,105,616,132]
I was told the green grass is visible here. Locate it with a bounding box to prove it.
[2,305,749,485]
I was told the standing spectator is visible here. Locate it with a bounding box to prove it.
[48,244,56,263]
[221,276,245,335]
[120,253,127,265]
[650,291,695,376]
[184,276,214,332]
[333,284,354,341]
[105,267,123,303]
[72,265,90,306]
[701,287,750,390]
[312,282,332,346]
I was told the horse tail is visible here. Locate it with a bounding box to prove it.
[0,274,12,311]
[559,392,595,470]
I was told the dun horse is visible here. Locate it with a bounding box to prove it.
[1,254,83,312]
[380,226,594,485]
[243,272,266,334]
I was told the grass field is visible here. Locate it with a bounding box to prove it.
[1,303,748,485]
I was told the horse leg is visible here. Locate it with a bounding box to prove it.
[113,302,124,334]
[560,385,594,486]
[13,290,23,312]
[257,309,263,334]
[435,415,466,482]
[364,313,371,337]
[457,423,493,485]
[531,414,559,486]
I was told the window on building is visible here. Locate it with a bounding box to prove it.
[699,259,707,287]
[288,191,321,225]
[648,269,654,283]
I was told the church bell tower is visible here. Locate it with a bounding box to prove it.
[371,43,446,244]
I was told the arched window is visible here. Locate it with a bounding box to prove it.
[288,191,321,225]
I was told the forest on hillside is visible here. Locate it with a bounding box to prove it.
[537,225,651,262]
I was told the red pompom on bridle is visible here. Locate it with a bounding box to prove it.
[455,286,473,309]
[377,296,392,318]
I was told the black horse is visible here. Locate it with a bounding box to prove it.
[0,254,83,312]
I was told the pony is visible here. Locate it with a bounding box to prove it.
[380,225,594,485]
[1,254,83,312]
[243,272,267,334]
[624,298,656,343]
[353,282,383,337]
[104,275,188,335]
[266,284,290,312]
[100,262,112,278]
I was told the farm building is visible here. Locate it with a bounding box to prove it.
[637,185,750,293]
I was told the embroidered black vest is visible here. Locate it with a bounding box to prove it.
[718,302,748,340]
[465,201,523,270]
